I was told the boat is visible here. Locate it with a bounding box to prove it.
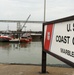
[20,36,29,43]
[9,37,31,43]
[9,38,19,43]
[9,34,32,43]
[0,34,12,42]
[0,32,32,43]
[20,33,32,43]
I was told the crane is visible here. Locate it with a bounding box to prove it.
[17,14,31,32]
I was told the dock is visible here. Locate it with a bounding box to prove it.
[0,64,73,75]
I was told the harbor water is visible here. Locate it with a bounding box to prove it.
[0,41,70,67]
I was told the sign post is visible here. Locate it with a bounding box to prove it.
[42,15,74,73]
[42,50,47,73]
[41,0,47,73]
[42,24,47,73]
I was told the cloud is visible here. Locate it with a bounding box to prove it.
[0,0,74,31]
[46,0,74,20]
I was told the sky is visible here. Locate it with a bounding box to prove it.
[0,0,74,31]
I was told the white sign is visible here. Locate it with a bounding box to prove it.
[44,20,74,63]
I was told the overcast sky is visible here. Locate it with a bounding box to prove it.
[0,0,74,31]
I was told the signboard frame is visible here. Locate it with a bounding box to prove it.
[42,15,74,73]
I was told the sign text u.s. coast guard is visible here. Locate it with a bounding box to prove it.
[43,16,74,67]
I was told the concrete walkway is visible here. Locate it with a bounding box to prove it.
[0,64,74,75]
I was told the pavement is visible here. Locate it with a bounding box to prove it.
[0,64,74,75]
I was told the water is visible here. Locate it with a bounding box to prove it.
[0,42,70,67]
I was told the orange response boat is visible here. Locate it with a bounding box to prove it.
[20,35,32,43]
[0,34,12,42]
